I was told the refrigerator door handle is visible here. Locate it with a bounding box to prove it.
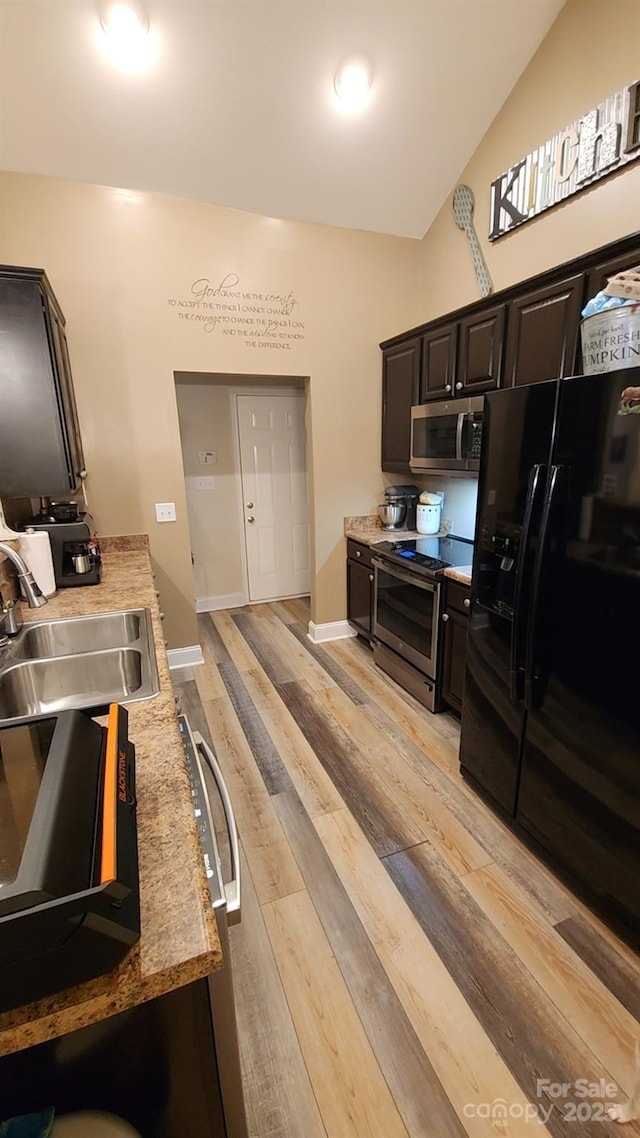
[525,464,566,711]
[510,463,545,702]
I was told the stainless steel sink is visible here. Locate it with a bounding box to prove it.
[11,610,142,660]
[0,608,159,724]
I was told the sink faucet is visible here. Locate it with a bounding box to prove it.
[0,541,47,640]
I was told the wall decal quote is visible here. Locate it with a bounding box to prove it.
[166,273,305,350]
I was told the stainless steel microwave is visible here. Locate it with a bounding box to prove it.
[410,397,483,474]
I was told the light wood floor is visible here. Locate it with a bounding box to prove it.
[173,599,640,1138]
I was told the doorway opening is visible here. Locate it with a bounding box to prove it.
[174,372,312,613]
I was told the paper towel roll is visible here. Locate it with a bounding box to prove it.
[18,530,57,597]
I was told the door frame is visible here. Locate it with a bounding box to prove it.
[229,385,310,606]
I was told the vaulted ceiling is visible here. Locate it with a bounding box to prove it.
[0,0,565,237]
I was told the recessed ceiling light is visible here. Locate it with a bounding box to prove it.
[97,1,154,71]
[334,55,374,112]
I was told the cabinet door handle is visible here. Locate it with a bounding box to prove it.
[445,384,452,392]
[456,382,463,391]
[369,573,374,582]
[355,550,362,558]
[464,597,470,608]
[442,613,450,622]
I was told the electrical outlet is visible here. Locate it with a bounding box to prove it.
[441,517,452,534]
[196,476,215,491]
[155,502,176,523]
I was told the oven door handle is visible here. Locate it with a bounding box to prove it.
[372,557,437,593]
[194,731,241,923]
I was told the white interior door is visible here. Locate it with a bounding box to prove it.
[236,393,310,602]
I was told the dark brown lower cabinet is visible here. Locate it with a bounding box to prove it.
[347,539,374,641]
[441,580,470,713]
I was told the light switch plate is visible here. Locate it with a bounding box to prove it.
[155,502,176,523]
[196,476,215,491]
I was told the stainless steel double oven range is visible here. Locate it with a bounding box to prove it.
[371,535,473,712]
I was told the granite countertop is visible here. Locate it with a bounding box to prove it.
[443,565,473,586]
[345,526,426,547]
[345,515,438,547]
[0,538,222,1056]
[345,516,473,584]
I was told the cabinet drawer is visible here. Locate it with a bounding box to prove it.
[446,579,471,616]
[347,539,374,568]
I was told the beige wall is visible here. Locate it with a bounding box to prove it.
[0,174,421,644]
[418,0,640,318]
[175,383,244,605]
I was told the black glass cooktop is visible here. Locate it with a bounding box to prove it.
[374,535,474,577]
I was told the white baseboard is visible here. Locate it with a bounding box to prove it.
[307,619,358,644]
[196,592,246,613]
[167,644,204,670]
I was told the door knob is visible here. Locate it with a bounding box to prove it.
[247,516,255,524]
[456,382,463,391]
[442,613,450,622]
[246,501,254,509]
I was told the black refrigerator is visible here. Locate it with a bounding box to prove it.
[460,366,640,943]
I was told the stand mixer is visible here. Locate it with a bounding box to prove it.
[377,485,420,531]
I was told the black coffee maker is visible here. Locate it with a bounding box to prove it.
[20,500,101,588]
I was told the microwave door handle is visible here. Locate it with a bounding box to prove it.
[456,412,465,461]
[194,731,241,923]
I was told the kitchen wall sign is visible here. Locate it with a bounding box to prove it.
[489,80,640,240]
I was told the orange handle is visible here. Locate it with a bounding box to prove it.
[99,704,119,884]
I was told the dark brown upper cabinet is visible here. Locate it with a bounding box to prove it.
[0,266,85,498]
[457,304,505,395]
[380,231,640,473]
[381,337,420,472]
[585,249,640,298]
[503,273,584,388]
[419,322,457,401]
